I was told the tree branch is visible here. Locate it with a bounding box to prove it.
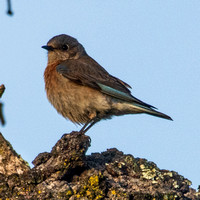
[7,0,13,16]
[0,84,6,126]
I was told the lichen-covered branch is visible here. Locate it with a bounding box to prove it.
[0,133,29,176]
[0,131,199,199]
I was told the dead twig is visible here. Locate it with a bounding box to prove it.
[0,85,5,98]
[7,0,13,16]
[0,84,6,126]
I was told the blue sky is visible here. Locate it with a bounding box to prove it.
[0,1,200,189]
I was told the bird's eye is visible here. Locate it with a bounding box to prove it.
[62,44,69,51]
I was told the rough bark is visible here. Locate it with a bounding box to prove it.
[0,131,199,200]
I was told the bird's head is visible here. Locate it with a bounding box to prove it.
[42,34,87,64]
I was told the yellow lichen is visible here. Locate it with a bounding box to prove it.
[163,195,168,200]
[163,194,178,200]
[66,190,72,196]
[111,190,116,195]
[89,175,99,187]
[124,155,134,163]
[72,172,105,199]
[86,190,91,196]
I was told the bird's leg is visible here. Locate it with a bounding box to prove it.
[79,120,92,133]
[81,120,98,134]
[79,117,99,134]
[79,111,100,134]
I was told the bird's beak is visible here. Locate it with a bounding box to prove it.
[41,45,54,51]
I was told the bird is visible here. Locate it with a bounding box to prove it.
[42,34,172,134]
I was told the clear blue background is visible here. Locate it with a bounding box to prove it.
[0,1,199,189]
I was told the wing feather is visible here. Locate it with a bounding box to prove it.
[56,56,155,109]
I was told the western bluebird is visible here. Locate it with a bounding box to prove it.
[42,34,172,133]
